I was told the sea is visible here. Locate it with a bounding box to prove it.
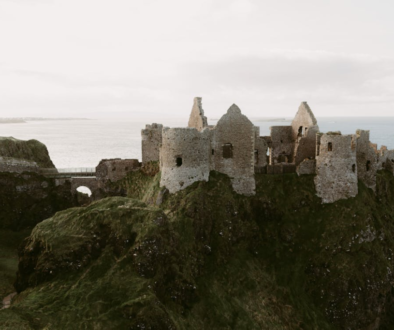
[1,117,394,169]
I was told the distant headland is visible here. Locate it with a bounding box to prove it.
[0,117,90,124]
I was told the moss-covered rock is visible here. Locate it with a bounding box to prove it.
[0,137,55,168]
[3,169,394,329]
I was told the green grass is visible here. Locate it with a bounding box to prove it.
[0,229,31,300]
[2,169,394,329]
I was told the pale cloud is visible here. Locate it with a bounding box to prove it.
[0,0,394,118]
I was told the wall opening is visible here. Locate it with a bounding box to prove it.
[278,154,288,163]
[76,186,92,197]
[176,157,183,167]
[254,149,259,165]
[352,164,356,173]
[366,160,371,171]
[298,126,303,137]
[328,142,333,151]
[304,127,308,135]
[211,149,214,155]
[223,143,233,158]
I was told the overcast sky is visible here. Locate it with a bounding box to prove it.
[1,0,394,119]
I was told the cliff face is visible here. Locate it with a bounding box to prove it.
[0,137,55,168]
[0,172,77,231]
[3,169,394,329]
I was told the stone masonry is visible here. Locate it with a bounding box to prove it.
[141,123,163,164]
[160,127,211,193]
[139,97,394,203]
[315,133,358,204]
[188,97,208,132]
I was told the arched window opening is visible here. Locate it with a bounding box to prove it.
[254,149,259,165]
[298,126,303,137]
[223,143,233,158]
[328,142,333,152]
[352,164,356,173]
[366,160,371,171]
[176,157,183,167]
[76,186,92,197]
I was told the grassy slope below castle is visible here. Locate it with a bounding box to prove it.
[2,167,394,329]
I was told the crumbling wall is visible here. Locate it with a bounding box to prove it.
[378,148,394,174]
[296,159,316,176]
[291,102,318,140]
[212,104,255,195]
[291,102,319,165]
[254,127,268,171]
[355,130,377,191]
[188,97,208,131]
[315,133,358,204]
[0,157,39,174]
[96,158,140,182]
[269,126,294,164]
[160,127,211,193]
[141,123,163,164]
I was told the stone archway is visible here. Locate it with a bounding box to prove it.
[70,178,99,201]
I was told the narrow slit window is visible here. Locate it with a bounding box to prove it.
[212,149,214,155]
[328,142,333,152]
[366,160,371,171]
[254,149,259,165]
[223,143,233,158]
[176,157,183,167]
[298,126,303,137]
[352,164,356,173]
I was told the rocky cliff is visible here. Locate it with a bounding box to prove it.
[0,137,55,168]
[2,168,394,329]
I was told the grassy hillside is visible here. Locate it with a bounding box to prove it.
[0,137,55,168]
[2,168,394,329]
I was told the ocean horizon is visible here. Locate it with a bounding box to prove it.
[1,117,394,168]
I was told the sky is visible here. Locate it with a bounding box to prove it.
[0,0,394,119]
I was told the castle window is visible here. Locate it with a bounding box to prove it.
[212,149,214,155]
[298,126,303,137]
[366,160,371,171]
[254,149,259,165]
[223,143,233,158]
[328,142,333,151]
[176,157,183,167]
[352,164,356,173]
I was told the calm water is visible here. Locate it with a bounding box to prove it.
[1,117,394,168]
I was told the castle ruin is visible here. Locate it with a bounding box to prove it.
[142,97,394,203]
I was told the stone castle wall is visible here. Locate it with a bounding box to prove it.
[141,123,163,164]
[96,158,140,182]
[315,134,358,204]
[269,126,294,164]
[356,130,377,191]
[188,97,208,131]
[254,127,268,170]
[212,105,255,195]
[160,127,211,193]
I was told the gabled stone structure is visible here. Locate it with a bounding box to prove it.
[212,104,255,195]
[140,97,394,203]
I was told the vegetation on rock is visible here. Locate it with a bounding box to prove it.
[2,168,394,329]
[0,137,55,168]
